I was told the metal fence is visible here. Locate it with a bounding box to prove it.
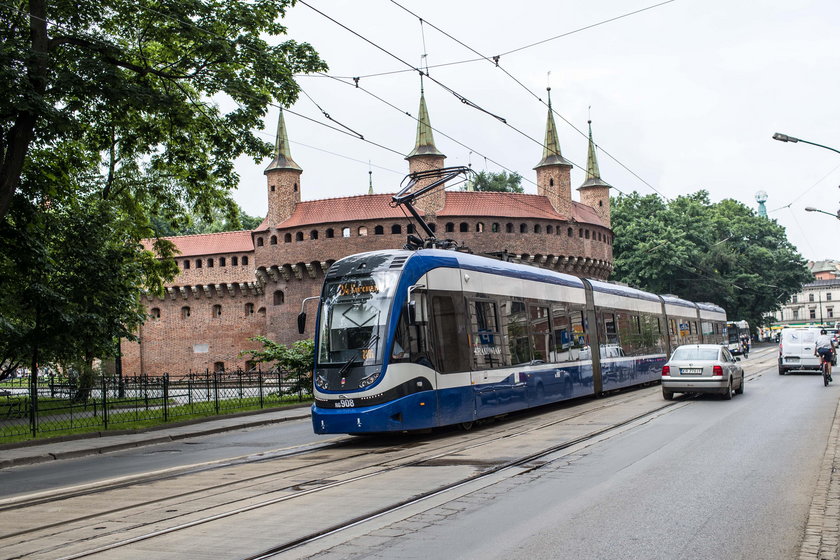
[0,370,312,443]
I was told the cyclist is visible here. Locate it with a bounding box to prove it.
[815,329,835,382]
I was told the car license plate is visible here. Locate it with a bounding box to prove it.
[680,368,702,375]
[785,357,799,363]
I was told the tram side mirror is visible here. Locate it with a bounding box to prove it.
[408,300,417,324]
[297,312,307,334]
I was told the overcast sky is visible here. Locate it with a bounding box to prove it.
[230,0,840,264]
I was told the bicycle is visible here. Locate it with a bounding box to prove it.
[819,351,833,387]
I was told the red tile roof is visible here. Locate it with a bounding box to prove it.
[276,194,407,228]
[274,192,605,228]
[143,230,254,257]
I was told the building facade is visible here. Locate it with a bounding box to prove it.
[123,94,617,375]
[772,279,840,327]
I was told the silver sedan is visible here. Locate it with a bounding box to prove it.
[661,344,745,400]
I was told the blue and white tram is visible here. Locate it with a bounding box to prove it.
[308,249,726,434]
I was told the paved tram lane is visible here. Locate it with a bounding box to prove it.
[305,348,838,560]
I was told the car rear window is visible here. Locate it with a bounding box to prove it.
[784,330,816,344]
[671,347,719,361]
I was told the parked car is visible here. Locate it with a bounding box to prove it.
[778,327,822,375]
[661,344,744,400]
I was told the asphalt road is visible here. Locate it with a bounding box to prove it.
[306,350,835,560]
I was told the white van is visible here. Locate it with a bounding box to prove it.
[778,327,822,374]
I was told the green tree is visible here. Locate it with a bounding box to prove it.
[1,0,326,221]
[610,191,812,329]
[0,0,324,384]
[241,337,314,395]
[466,171,524,193]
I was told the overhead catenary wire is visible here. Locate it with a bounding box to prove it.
[387,0,669,201]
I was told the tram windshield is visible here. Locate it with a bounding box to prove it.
[318,271,399,366]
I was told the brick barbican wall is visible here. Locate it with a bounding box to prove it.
[121,212,613,376]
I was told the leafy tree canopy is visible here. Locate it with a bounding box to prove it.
[240,337,314,394]
[464,171,524,193]
[1,0,326,221]
[610,191,812,329]
[151,205,263,237]
[0,0,324,381]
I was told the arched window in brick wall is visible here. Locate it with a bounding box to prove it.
[567,227,573,237]
[270,185,275,192]
[257,237,264,247]
[549,178,555,187]
[534,224,541,234]
[599,200,603,207]
[374,225,384,235]
[284,233,292,243]
[520,224,527,234]
[326,228,335,238]
[546,225,553,234]
[492,223,500,233]
[258,307,266,316]
[181,306,191,319]
[445,222,454,233]
[270,235,277,245]
[460,222,468,233]
[273,290,285,305]
[293,183,298,192]
[585,230,590,239]
[242,256,249,265]
[220,257,226,266]
[407,224,416,234]
[296,232,304,241]
[214,362,225,373]
[579,229,583,238]
[208,258,214,267]
[195,259,202,268]
[476,222,484,233]
[232,256,239,266]
[358,226,368,236]
[429,223,436,233]
[392,224,402,234]
[150,308,161,319]
[245,303,254,315]
[212,304,222,318]
[310,230,319,240]
[342,227,350,237]
[506,223,514,233]
[184,260,190,269]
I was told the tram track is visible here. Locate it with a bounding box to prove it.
[1,387,672,560]
[1,354,773,560]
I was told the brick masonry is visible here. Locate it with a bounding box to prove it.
[121,107,616,376]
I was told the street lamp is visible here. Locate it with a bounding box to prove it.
[804,207,840,219]
[773,133,840,155]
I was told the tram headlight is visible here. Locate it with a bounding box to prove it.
[359,370,381,388]
[315,374,329,390]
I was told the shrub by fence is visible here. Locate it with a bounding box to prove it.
[0,370,311,443]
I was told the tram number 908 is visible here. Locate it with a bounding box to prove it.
[335,399,355,408]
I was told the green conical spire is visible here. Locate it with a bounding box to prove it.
[579,119,610,189]
[407,90,444,159]
[535,88,572,169]
[264,107,301,173]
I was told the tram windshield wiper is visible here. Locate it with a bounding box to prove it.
[338,334,380,376]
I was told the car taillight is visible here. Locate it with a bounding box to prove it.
[662,365,670,376]
[712,365,723,376]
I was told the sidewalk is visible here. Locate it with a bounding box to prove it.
[0,405,312,469]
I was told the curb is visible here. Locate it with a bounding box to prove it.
[0,408,311,469]
[799,395,840,560]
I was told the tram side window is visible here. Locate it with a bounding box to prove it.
[569,310,589,359]
[602,312,619,345]
[431,294,471,373]
[468,299,504,369]
[503,299,532,365]
[529,304,551,362]
[549,304,572,363]
[393,296,431,366]
[619,312,667,356]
